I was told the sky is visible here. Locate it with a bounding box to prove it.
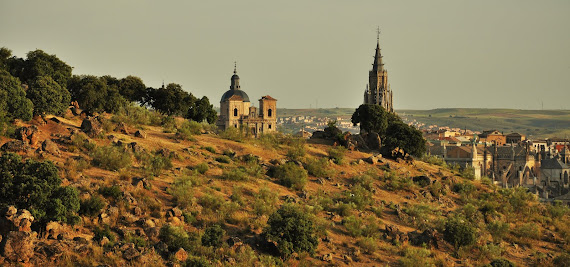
[1,0,569,110]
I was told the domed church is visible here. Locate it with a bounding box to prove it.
[216,64,277,137]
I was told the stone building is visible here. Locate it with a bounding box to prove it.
[216,66,277,137]
[363,34,393,112]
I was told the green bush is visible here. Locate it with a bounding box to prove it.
[263,204,319,257]
[553,254,570,267]
[327,146,346,164]
[453,181,476,198]
[513,223,541,240]
[547,200,569,219]
[215,156,231,163]
[220,126,245,142]
[93,225,116,243]
[183,256,211,267]
[487,258,515,267]
[91,145,132,171]
[487,221,509,243]
[194,163,209,174]
[169,174,202,208]
[201,224,225,247]
[159,224,198,252]
[203,146,216,153]
[343,185,372,210]
[111,104,163,126]
[304,157,334,178]
[272,162,308,191]
[253,186,279,216]
[286,138,306,161]
[138,152,173,177]
[443,216,477,249]
[98,185,123,200]
[398,246,434,267]
[221,168,249,181]
[79,195,106,216]
[0,153,80,225]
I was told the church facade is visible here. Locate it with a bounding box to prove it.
[363,36,394,112]
[216,66,277,137]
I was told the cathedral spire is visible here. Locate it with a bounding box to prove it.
[372,28,384,71]
[230,61,240,90]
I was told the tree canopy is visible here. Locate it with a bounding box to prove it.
[20,49,72,88]
[67,75,126,113]
[263,204,319,257]
[0,69,33,121]
[27,76,71,116]
[148,83,196,116]
[351,104,399,136]
[186,96,218,124]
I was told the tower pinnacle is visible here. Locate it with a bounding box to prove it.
[234,61,237,74]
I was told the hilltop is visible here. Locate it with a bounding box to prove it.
[0,106,568,266]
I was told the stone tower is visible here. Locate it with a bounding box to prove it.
[363,33,393,112]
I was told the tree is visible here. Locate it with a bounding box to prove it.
[67,75,126,113]
[382,121,426,157]
[118,75,146,103]
[0,70,33,121]
[149,83,196,116]
[21,49,72,88]
[201,225,225,247]
[186,96,217,124]
[351,104,399,136]
[27,76,71,116]
[0,153,80,225]
[263,204,318,257]
[443,216,477,249]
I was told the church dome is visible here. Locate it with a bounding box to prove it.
[220,89,250,102]
[231,74,239,80]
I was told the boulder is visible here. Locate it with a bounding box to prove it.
[115,122,129,135]
[321,253,334,262]
[408,229,441,248]
[365,132,382,151]
[167,207,183,218]
[46,221,63,240]
[134,130,147,139]
[41,139,61,156]
[1,140,31,153]
[132,177,151,190]
[123,247,140,261]
[2,231,36,263]
[128,142,144,154]
[365,155,378,165]
[174,248,188,262]
[81,117,103,137]
[16,126,39,146]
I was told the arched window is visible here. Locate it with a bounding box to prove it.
[268,124,272,129]
[268,109,272,117]
[565,171,569,184]
[233,108,238,117]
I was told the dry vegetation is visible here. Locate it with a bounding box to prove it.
[0,108,569,267]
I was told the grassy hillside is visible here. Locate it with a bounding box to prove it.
[0,107,569,266]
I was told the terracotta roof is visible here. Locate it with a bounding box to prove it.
[260,95,277,101]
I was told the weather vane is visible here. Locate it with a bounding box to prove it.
[377,26,381,41]
[233,61,237,74]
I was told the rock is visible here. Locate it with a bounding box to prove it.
[227,236,242,247]
[123,247,140,261]
[99,236,110,246]
[132,207,143,217]
[2,231,36,263]
[167,216,182,225]
[1,140,31,153]
[107,135,119,143]
[384,224,408,244]
[99,213,111,225]
[134,130,147,139]
[310,131,327,139]
[42,242,64,258]
[167,207,183,218]
[365,132,382,151]
[16,126,39,146]
[71,107,80,116]
[156,148,171,158]
[146,227,161,241]
[73,236,89,244]
[81,117,103,137]
[115,122,129,135]
[41,139,61,155]
[49,117,61,124]
[46,221,63,239]
[31,115,47,126]
[3,208,35,233]
[143,219,156,229]
[343,255,353,262]
[321,253,334,262]
[128,142,144,154]
[107,206,119,218]
[408,229,441,248]
[133,177,151,190]
[365,155,378,165]
[174,248,188,262]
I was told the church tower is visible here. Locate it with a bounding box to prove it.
[364,29,393,112]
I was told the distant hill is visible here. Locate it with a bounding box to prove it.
[277,108,570,139]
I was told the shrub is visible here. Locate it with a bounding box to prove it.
[159,224,198,252]
[263,204,319,257]
[459,165,476,180]
[111,104,163,126]
[305,157,334,178]
[286,138,306,161]
[220,126,244,142]
[137,152,173,177]
[183,256,211,267]
[553,254,570,267]
[201,225,225,247]
[253,186,279,216]
[93,225,116,243]
[194,163,209,174]
[398,246,433,267]
[420,154,446,166]
[443,216,477,249]
[169,174,202,208]
[91,145,131,171]
[487,221,509,243]
[215,156,231,164]
[221,168,249,181]
[0,153,80,225]
[272,162,308,190]
[488,258,515,267]
[547,200,569,219]
[202,146,216,153]
[327,146,346,164]
[98,185,123,200]
[453,181,476,198]
[343,185,372,210]
[513,223,541,240]
[79,195,106,216]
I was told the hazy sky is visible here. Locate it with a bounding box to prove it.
[1,0,569,110]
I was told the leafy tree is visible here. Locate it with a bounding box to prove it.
[201,225,225,247]
[27,76,71,116]
[118,75,146,103]
[0,153,80,225]
[351,104,398,136]
[67,75,127,113]
[0,69,33,121]
[148,83,196,116]
[20,49,72,88]
[272,162,308,191]
[263,204,319,257]
[0,47,12,71]
[186,96,217,124]
[382,121,426,157]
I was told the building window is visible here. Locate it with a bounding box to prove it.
[234,108,238,117]
[268,108,272,117]
[268,124,272,129]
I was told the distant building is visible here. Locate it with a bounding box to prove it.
[363,33,393,112]
[506,133,525,144]
[216,65,277,137]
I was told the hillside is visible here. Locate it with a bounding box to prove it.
[0,107,569,266]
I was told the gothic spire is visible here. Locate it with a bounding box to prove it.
[372,28,384,71]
